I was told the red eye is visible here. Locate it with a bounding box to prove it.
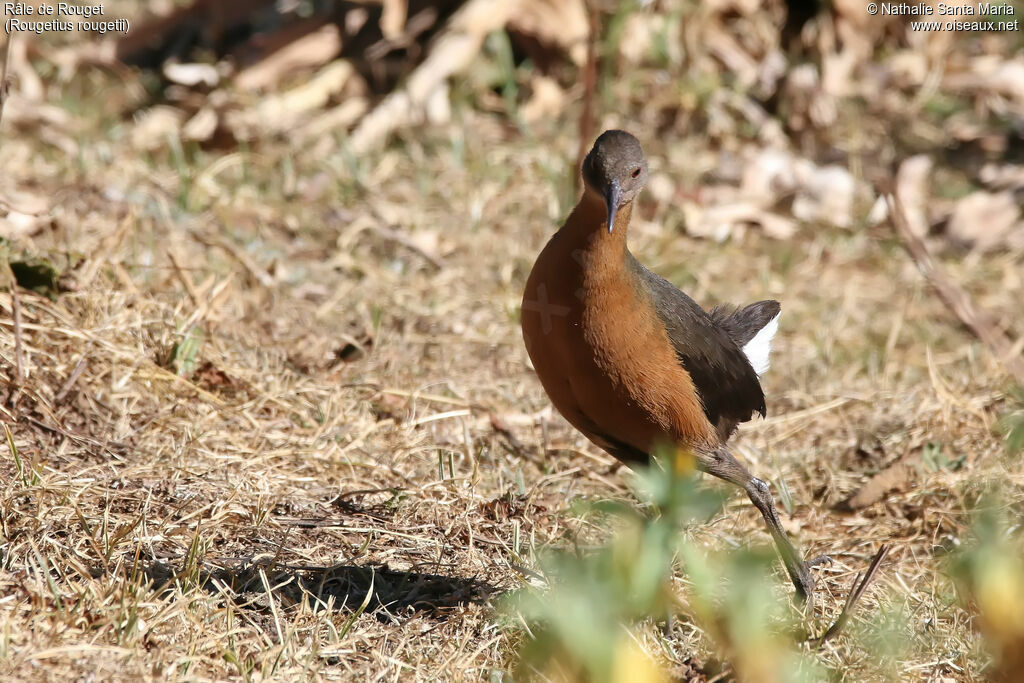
[631,167,642,178]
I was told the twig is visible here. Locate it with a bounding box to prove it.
[0,33,13,129]
[55,355,88,402]
[489,412,530,459]
[22,414,123,459]
[367,222,443,270]
[575,0,600,189]
[340,183,444,271]
[190,231,275,288]
[11,283,25,387]
[167,250,201,305]
[887,193,1024,386]
[814,545,889,647]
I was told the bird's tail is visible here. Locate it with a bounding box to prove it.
[709,300,781,375]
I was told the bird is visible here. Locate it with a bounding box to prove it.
[521,129,822,609]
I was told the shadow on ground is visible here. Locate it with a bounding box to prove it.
[144,558,501,622]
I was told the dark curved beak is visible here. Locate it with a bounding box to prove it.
[604,179,621,233]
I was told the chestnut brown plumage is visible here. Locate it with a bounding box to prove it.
[522,129,821,608]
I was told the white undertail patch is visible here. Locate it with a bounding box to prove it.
[742,313,779,376]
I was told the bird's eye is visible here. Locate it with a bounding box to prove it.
[631,167,642,178]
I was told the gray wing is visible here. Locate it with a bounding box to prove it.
[709,300,781,347]
[627,255,771,434]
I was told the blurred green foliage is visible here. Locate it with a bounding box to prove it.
[503,452,825,682]
[948,495,1024,681]
[503,455,1024,680]
[1,239,64,300]
[8,258,62,300]
[998,387,1024,457]
[168,325,204,377]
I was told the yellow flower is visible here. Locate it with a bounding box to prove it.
[671,447,697,476]
[610,637,667,683]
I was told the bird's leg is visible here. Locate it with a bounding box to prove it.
[695,446,822,612]
[744,476,819,610]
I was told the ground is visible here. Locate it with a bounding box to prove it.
[2,2,1023,681]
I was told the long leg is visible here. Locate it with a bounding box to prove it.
[695,446,821,611]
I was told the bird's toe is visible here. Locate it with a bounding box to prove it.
[807,554,833,569]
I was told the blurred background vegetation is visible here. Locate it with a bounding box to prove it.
[2,0,1023,680]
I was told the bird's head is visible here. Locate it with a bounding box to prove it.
[581,130,648,233]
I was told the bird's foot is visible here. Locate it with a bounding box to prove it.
[807,554,833,569]
[790,554,832,614]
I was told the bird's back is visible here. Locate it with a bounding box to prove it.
[627,257,779,441]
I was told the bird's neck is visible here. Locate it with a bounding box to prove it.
[563,190,633,267]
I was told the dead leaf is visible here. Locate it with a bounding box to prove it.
[741,149,799,204]
[424,82,451,125]
[508,0,588,66]
[182,107,219,141]
[194,361,243,395]
[756,211,800,240]
[351,0,517,153]
[522,75,565,124]
[0,181,51,239]
[618,13,657,65]
[0,186,49,216]
[235,24,343,92]
[478,492,535,521]
[371,393,409,421]
[381,0,409,40]
[229,60,355,137]
[406,229,443,260]
[792,163,859,229]
[0,212,47,240]
[946,56,1024,104]
[646,173,676,205]
[1008,227,1024,250]
[887,50,929,88]
[297,98,369,145]
[894,155,933,237]
[947,191,1022,251]
[2,95,79,155]
[48,40,119,81]
[979,164,1024,191]
[836,450,918,511]
[683,200,797,241]
[131,106,185,150]
[706,29,759,89]
[8,37,44,102]
[163,62,220,88]
[988,57,1024,102]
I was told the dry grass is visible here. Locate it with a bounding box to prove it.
[3,2,1024,680]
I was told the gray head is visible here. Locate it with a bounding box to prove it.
[581,130,648,233]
